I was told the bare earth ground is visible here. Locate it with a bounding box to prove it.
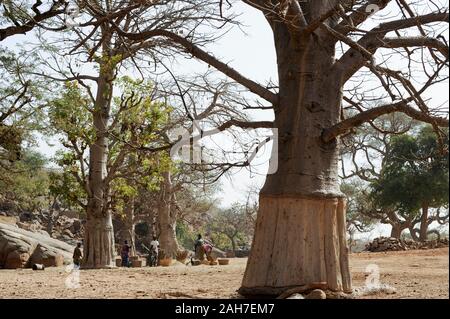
[0,248,448,299]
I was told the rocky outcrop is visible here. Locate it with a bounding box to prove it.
[211,247,226,259]
[365,236,449,252]
[51,216,84,245]
[29,244,66,267]
[0,222,74,269]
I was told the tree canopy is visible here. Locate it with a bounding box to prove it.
[371,125,449,215]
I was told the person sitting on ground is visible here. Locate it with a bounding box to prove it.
[194,234,214,262]
[202,240,214,262]
[73,242,83,267]
[121,240,131,267]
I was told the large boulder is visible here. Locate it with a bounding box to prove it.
[210,247,226,259]
[0,222,74,269]
[0,215,17,225]
[16,221,42,233]
[29,244,65,267]
[4,250,31,269]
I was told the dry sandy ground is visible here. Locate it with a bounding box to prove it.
[0,248,448,299]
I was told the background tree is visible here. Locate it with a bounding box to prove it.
[0,47,49,165]
[342,114,449,240]
[48,76,172,267]
[340,114,420,239]
[208,203,254,253]
[0,149,49,213]
[340,181,375,249]
[174,180,219,252]
[371,125,449,242]
[0,0,66,41]
[0,0,67,231]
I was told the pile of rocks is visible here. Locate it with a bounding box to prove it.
[51,215,84,246]
[365,237,449,252]
[0,210,84,246]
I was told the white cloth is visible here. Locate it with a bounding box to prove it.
[150,240,159,252]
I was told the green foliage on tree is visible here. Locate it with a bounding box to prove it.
[0,149,50,212]
[340,181,375,233]
[48,169,87,215]
[0,48,47,162]
[176,221,202,251]
[48,77,174,217]
[370,126,449,216]
[207,203,254,252]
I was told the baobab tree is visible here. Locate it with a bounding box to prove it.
[116,0,449,295]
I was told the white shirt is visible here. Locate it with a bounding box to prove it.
[150,240,159,252]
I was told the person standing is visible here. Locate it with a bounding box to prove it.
[73,242,83,267]
[121,240,131,267]
[149,236,160,267]
[194,234,205,260]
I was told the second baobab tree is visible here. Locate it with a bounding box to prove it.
[117,0,448,294]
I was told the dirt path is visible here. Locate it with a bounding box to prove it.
[0,248,448,299]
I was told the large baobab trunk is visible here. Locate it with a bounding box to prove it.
[239,26,351,296]
[157,171,181,258]
[82,64,116,269]
[123,197,136,256]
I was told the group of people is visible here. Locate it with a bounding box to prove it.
[72,234,213,267]
[120,237,160,267]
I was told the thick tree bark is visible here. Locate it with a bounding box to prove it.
[387,211,411,239]
[157,171,181,258]
[83,213,115,268]
[419,204,429,242]
[241,197,351,295]
[390,224,406,239]
[123,197,136,256]
[239,24,352,296]
[225,234,237,254]
[229,235,237,254]
[82,59,116,268]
